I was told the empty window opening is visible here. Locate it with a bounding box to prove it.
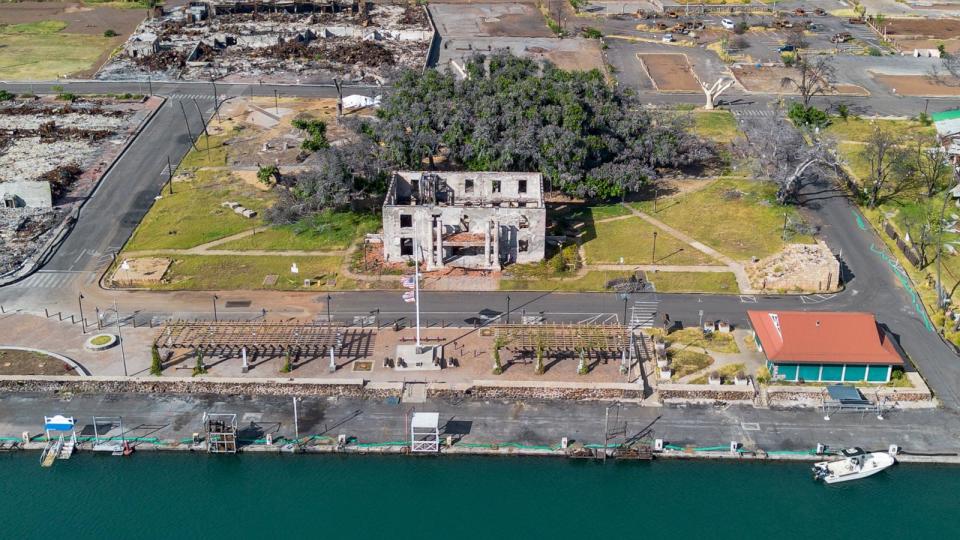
[400,238,413,256]
[465,179,474,193]
[518,180,528,193]
[492,180,501,193]
[400,214,413,228]
[519,216,530,229]
[519,239,529,252]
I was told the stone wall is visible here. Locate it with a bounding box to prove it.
[0,375,401,399]
[657,383,756,403]
[427,380,643,401]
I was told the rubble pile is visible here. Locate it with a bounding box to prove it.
[0,97,143,279]
[0,208,61,276]
[98,1,432,83]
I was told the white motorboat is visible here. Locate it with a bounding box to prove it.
[812,447,896,484]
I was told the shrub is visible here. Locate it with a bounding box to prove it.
[291,117,329,152]
[104,29,118,37]
[937,43,947,57]
[582,27,602,39]
[280,351,292,373]
[915,112,932,126]
[56,92,77,102]
[150,344,163,376]
[733,21,749,35]
[192,350,207,376]
[788,102,830,129]
[756,365,771,384]
[867,46,881,56]
[891,368,904,381]
[835,103,849,120]
[257,165,280,186]
[0,90,13,101]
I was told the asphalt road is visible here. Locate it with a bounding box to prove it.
[2,391,956,454]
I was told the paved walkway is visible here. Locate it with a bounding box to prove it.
[122,228,348,258]
[622,204,756,294]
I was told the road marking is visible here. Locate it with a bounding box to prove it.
[741,422,760,431]
[800,293,837,304]
[739,295,757,303]
[630,301,659,328]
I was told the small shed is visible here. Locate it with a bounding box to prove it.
[410,412,440,453]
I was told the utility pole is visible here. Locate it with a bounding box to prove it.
[212,295,219,322]
[179,100,197,150]
[211,78,221,122]
[78,293,86,334]
[115,300,127,377]
[274,89,279,115]
[326,294,332,323]
[506,295,511,324]
[333,78,343,124]
[293,396,300,440]
[166,156,174,195]
[651,231,658,263]
[192,99,208,137]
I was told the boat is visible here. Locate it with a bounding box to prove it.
[812,447,895,484]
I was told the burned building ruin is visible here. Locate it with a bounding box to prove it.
[382,171,546,271]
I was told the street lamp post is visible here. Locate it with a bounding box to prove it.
[651,231,658,264]
[326,294,332,323]
[506,295,511,324]
[114,300,127,377]
[78,293,86,334]
[212,295,219,322]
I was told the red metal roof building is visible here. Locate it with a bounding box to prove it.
[747,310,903,383]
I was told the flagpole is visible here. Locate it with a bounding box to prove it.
[414,233,421,349]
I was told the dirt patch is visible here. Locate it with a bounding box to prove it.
[731,65,869,96]
[637,53,700,92]
[0,348,78,376]
[883,18,960,39]
[871,72,960,97]
[540,39,604,72]
[111,257,171,285]
[0,2,144,36]
[430,3,553,38]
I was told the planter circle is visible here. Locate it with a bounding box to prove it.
[85,334,118,351]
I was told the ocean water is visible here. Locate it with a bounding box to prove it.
[2,452,958,538]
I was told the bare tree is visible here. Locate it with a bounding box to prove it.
[912,133,950,197]
[860,127,915,208]
[701,78,735,110]
[740,111,839,204]
[785,27,809,50]
[903,203,943,268]
[781,56,835,107]
[928,56,960,88]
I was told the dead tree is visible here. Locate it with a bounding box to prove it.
[701,78,735,110]
[860,127,915,208]
[780,56,836,107]
[739,111,839,204]
[928,55,960,87]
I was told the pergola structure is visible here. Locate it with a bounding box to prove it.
[492,323,633,374]
[492,323,630,353]
[156,321,346,355]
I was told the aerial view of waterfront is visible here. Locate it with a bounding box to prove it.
[3,0,960,537]
[3,453,959,538]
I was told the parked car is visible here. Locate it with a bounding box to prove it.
[831,32,852,43]
[720,18,735,30]
[662,33,674,42]
[777,43,796,52]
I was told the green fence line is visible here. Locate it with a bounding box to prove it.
[870,243,934,332]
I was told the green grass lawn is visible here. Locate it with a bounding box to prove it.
[632,178,813,260]
[668,349,714,380]
[584,216,717,265]
[178,133,231,169]
[824,117,936,144]
[501,270,633,292]
[124,170,272,251]
[218,211,381,251]
[0,20,117,80]
[663,327,741,353]
[152,255,345,291]
[692,110,742,144]
[650,271,740,293]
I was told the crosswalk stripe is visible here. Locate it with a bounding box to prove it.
[630,301,659,328]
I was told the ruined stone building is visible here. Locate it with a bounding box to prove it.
[382,171,546,270]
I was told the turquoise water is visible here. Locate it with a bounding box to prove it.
[2,453,958,538]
